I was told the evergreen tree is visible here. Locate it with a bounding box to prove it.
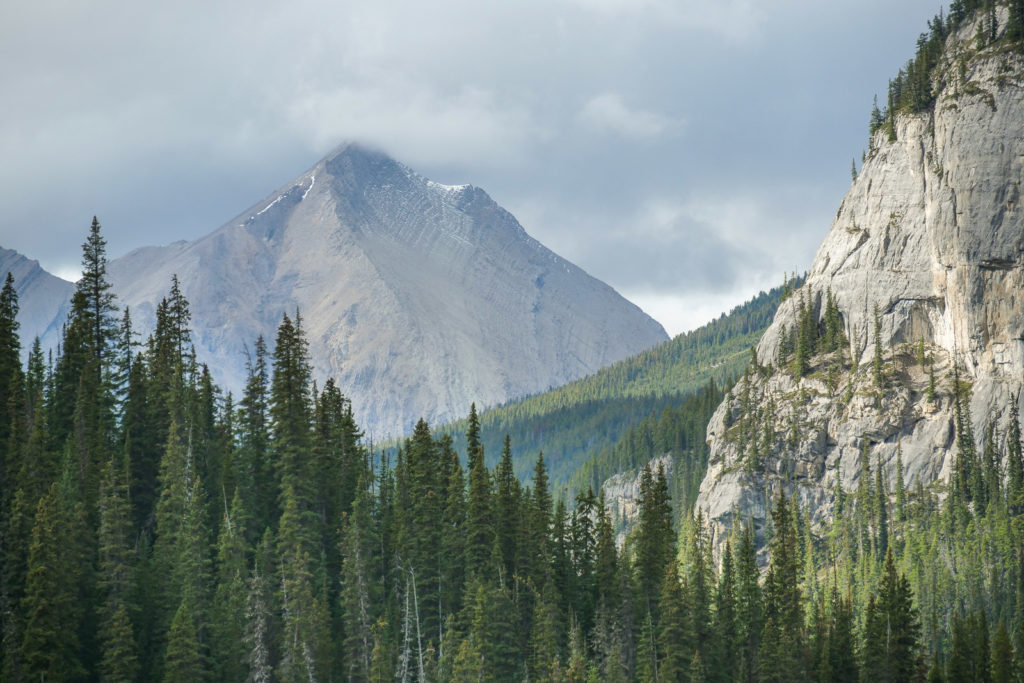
[736,523,763,682]
[465,405,493,580]
[97,447,139,682]
[20,483,86,680]
[709,539,739,683]
[340,476,379,681]
[634,464,674,615]
[238,336,271,531]
[163,594,204,683]
[991,620,1013,683]
[495,434,520,582]
[657,560,691,682]
[760,491,806,682]
[210,490,250,683]
[862,548,921,681]
[828,586,858,683]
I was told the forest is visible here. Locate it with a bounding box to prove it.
[1,208,1023,683]
[439,278,793,489]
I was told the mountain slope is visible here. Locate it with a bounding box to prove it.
[696,8,1024,553]
[0,247,74,355]
[104,143,667,437]
[440,282,789,486]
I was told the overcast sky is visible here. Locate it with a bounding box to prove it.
[0,0,942,336]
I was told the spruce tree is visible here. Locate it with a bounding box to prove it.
[760,491,806,682]
[210,490,250,683]
[339,475,378,681]
[464,406,493,580]
[634,464,674,615]
[736,523,763,682]
[991,620,1013,683]
[20,483,86,680]
[163,594,204,683]
[657,560,691,682]
[709,539,739,683]
[97,447,139,682]
[862,548,921,681]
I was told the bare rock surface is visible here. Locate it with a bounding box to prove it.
[0,247,74,354]
[103,144,668,438]
[696,14,1024,555]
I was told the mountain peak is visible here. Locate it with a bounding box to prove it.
[90,146,667,437]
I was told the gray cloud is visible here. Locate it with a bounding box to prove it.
[0,0,942,335]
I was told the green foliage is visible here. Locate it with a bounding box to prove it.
[3,220,1024,682]
[871,0,1024,149]
[438,282,792,486]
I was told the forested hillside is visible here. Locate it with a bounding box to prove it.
[441,281,794,487]
[1,217,1022,682]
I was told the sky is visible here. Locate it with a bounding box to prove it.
[0,0,943,336]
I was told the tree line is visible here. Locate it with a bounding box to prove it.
[1,220,1023,681]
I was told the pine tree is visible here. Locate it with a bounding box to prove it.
[495,434,520,582]
[0,272,21,478]
[736,523,762,682]
[238,336,271,531]
[97,447,139,682]
[529,581,560,679]
[862,548,921,681]
[828,586,858,682]
[53,217,119,446]
[465,405,493,580]
[210,490,250,683]
[657,560,691,682]
[870,95,885,135]
[686,510,713,663]
[163,594,204,683]
[244,539,277,683]
[401,418,444,647]
[991,620,1013,683]
[439,435,466,620]
[340,476,378,681]
[634,464,674,615]
[874,455,889,559]
[709,539,739,683]
[760,491,806,682]
[20,483,86,680]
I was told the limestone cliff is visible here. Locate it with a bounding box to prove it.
[696,10,1024,554]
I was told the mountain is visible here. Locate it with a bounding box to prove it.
[0,247,74,354]
[101,143,666,437]
[695,8,1024,554]
[442,283,788,487]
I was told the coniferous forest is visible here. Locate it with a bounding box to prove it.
[2,204,1024,683]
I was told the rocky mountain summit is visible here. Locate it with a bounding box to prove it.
[696,9,1024,555]
[97,143,666,438]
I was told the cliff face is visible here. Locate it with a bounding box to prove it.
[696,12,1024,553]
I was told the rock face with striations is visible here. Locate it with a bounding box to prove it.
[104,143,667,438]
[695,11,1024,555]
[0,247,74,355]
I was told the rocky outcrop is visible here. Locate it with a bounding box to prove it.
[696,12,1024,555]
[103,144,667,438]
[602,454,674,547]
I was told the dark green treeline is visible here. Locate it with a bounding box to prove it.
[2,221,1024,682]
